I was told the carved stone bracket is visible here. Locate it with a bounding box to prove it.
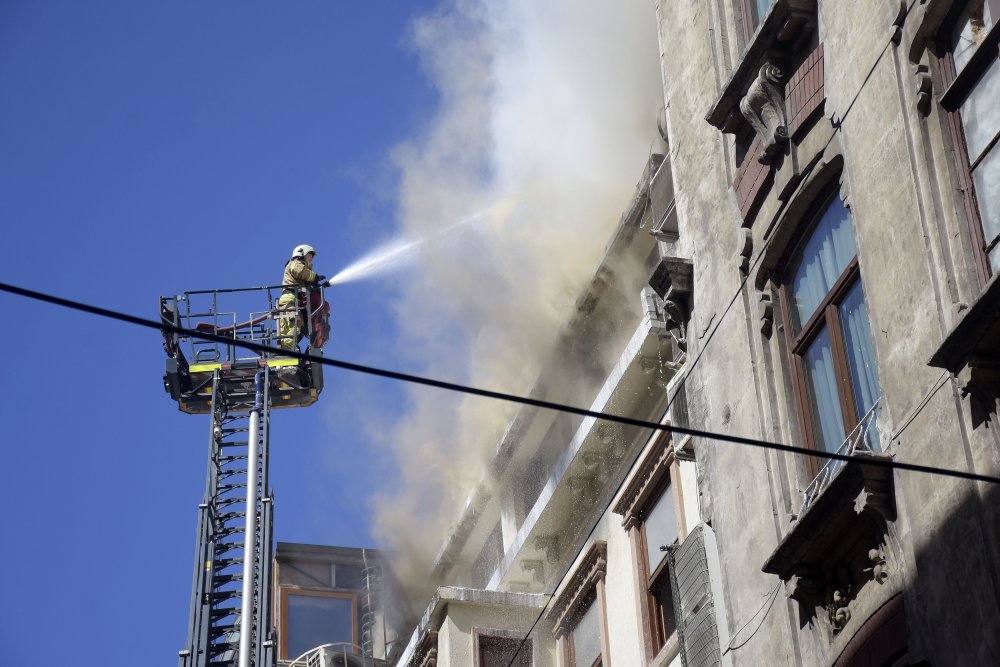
[915,63,933,117]
[648,257,694,352]
[740,62,789,164]
[763,456,897,634]
[534,536,560,564]
[828,589,852,633]
[736,228,753,273]
[759,292,775,337]
[521,560,545,585]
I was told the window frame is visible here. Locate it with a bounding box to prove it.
[778,193,874,479]
[738,0,774,43]
[612,428,685,664]
[547,541,611,667]
[938,0,1000,284]
[473,628,534,667]
[637,477,681,656]
[562,592,605,667]
[277,586,359,660]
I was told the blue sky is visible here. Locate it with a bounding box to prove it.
[0,2,439,663]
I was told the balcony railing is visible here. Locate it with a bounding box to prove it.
[798,399,882,517]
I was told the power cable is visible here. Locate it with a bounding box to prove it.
[1,280,996,486]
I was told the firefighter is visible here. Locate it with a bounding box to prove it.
[277,244,327,351]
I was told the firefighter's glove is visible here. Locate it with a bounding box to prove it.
[314,274,329,287]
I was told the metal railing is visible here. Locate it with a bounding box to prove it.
[285,642,370,667]
[798,399,882,517]
[161,284,328,365]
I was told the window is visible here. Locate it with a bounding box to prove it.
[546,542,610,667]
[942,0,1000,280]
[477,633,532,667]
[279,588,357,660]
[740,0,776,40]
[612,429,683,662]
[638,481,679,655]
[564,595,603,667]
[780,195,881,469]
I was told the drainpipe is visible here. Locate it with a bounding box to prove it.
[239,371,263,667]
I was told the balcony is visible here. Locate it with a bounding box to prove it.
[763,399,896,634]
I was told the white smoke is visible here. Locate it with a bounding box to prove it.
[372,0,662,606]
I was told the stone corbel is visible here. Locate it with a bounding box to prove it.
[915,63,933,116]
[735,228,753,274]
[521,560,545,584]
[759,292,775,337]
[649,257,694,352]
[864,546,889,585]
[740,62,789,164]
[828,589,852,633]
[534,536,560,564]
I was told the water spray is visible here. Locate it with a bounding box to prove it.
[327,208,491,286]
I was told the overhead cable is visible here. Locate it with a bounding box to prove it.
[1,280,997,487]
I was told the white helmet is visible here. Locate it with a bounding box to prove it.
[292,244,316,259]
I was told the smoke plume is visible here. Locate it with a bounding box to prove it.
[373,0,662,612]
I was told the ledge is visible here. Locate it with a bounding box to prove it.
[763,453,895,579]
[706,0,817,133]
[930,270,1000,376]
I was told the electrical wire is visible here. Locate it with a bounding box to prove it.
[723,583,782,654]
[1,280,995,486]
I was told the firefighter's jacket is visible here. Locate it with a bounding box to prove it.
[281,257,318,297]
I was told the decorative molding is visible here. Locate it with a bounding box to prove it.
[534,536,560,564]
[736,228,753,273]
[706,0,817,134]
[521,560,545,585]
[546,541,608,639]
[613,428,675,531]
[740,62,789,164]
[759,292,775,337]
[915,63,932,117]
[648,257,694,352]
[415,630,438,667]
[763,456,897,635]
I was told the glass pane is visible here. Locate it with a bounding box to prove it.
[960,57,1000,161]
[802,327,847,453]
[789,198,857,334]
[644,487,678,574]
[480,635,531,667]
[750,0,775,29]
[286,594,354,659]
[973,144,1000,260]
[571,599,602,667]
[839,281,881,450]
[650,569,677,645]
[952,1,996,73]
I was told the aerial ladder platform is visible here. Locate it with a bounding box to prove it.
[160,284,330,667]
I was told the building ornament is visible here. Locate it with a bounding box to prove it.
[415,630,438,667]
[828,589,852,633]
[763,454,897,635]
[648,257,694,352]
[534,536,560,564]
[740,62,789,164]
[613,428,674,532]
[545,541,608,640]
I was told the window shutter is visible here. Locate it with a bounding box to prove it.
[668,523,732,667]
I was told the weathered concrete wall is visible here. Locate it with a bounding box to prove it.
[655,0,1000,664]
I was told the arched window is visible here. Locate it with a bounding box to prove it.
[780,194,881,470]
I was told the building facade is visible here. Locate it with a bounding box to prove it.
[393,1,1000,665]
[274,543,397,666]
